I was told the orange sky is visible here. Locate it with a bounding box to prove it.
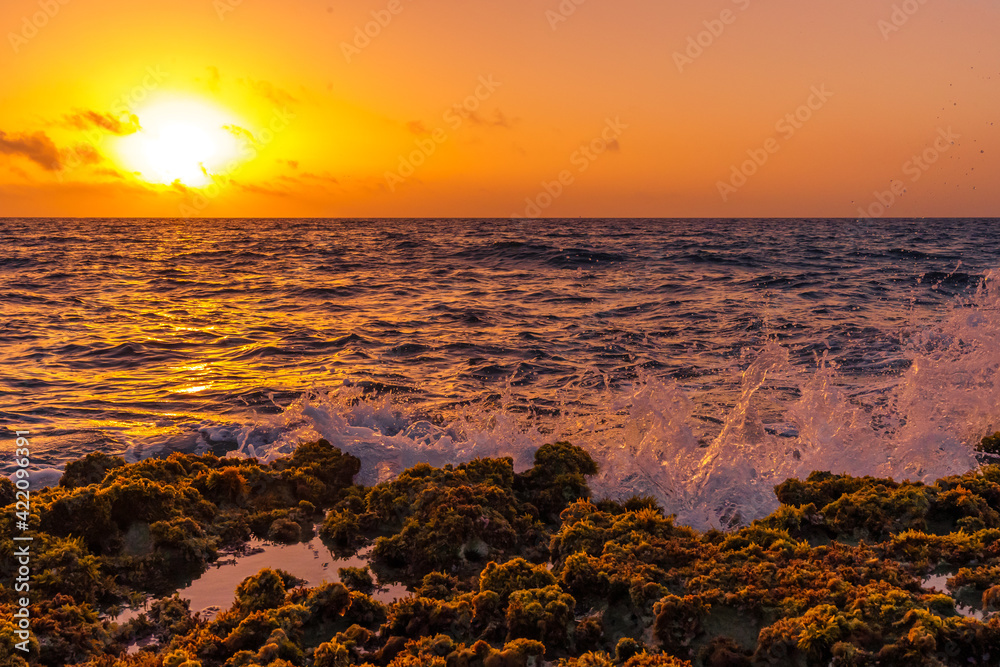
[0,0,997,218]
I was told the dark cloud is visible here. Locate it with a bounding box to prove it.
[0,130,62,171]
[300,172,339,185]
[241,79,299,107]
[64,110,139,135]
[407,121,430,136]
[64,143,104,167]
[467,109,514,129]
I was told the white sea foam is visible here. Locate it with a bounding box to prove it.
[7,466,64,489]
[220,272,1000,529]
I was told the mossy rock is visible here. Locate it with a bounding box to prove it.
[978,431,1000,455]
[28,441,1000,666]
[60,452,127,488]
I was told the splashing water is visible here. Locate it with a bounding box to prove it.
[221,272,1000,529]
[225,383,545,486]
[6,218,1000,528]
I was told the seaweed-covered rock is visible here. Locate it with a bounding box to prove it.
[978,431,1000,455]
[146,595,198,641]
[234,568,302,614]
[313,639,350,667]
[339,566,376,595]
[323,447,596,585]
[320,509,362,550]
[30,594,117,664]
[515,442,599,523]
[267,517,303,543]
[774,472,895,509]
[300,580,352,619]
[480,558,557,603]
[0,613,38,666]
[271,439,361,500]
[0,477,18,507]
[27,443,1000,667]
[195,467,249,506]
[652,595,709,659]
[506,585,576,648]
[60,452,127,488]
[31,535,109,605]
[369,482,525,578]
[557,652,692,666]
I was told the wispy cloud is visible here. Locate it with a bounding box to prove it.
[69,143,104,165]
[467,108,514,129]
[0,130,62,171]
[407,121,430,136]
[223,124,257,142]
[91,167,125,179]
[63,110,140,135]
[300,172,340,186]
[276,171,340,191]
[241,78,299,108]
[232,181,289,196]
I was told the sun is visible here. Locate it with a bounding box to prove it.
[114,96,246,188]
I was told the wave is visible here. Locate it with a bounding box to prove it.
[209,272,1000,530]
[450,241,629,268]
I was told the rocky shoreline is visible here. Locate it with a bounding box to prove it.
[4,436,1000,666]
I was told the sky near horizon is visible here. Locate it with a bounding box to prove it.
[0,0,997,218]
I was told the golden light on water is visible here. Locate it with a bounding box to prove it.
[114,96,245,188]
[176,384,213,394]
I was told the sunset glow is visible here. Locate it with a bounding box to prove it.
[0,0,997,217]
[5,0,1000,662]
[114,97,245,187]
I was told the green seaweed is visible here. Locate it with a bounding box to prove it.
[17,438,1000,666]
[339,566,376,596]
[978,432,1000,455]
[60,452,128,489]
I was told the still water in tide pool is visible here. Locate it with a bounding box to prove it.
[3,218,1000,526]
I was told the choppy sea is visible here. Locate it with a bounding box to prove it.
[3,218,999,527]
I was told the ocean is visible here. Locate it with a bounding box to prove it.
[3,217,999,527]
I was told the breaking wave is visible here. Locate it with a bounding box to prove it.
[217,271,1000,529]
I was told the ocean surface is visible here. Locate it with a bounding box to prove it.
[3,218,1000,527]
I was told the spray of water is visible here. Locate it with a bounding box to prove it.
[225,272,1000,529]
